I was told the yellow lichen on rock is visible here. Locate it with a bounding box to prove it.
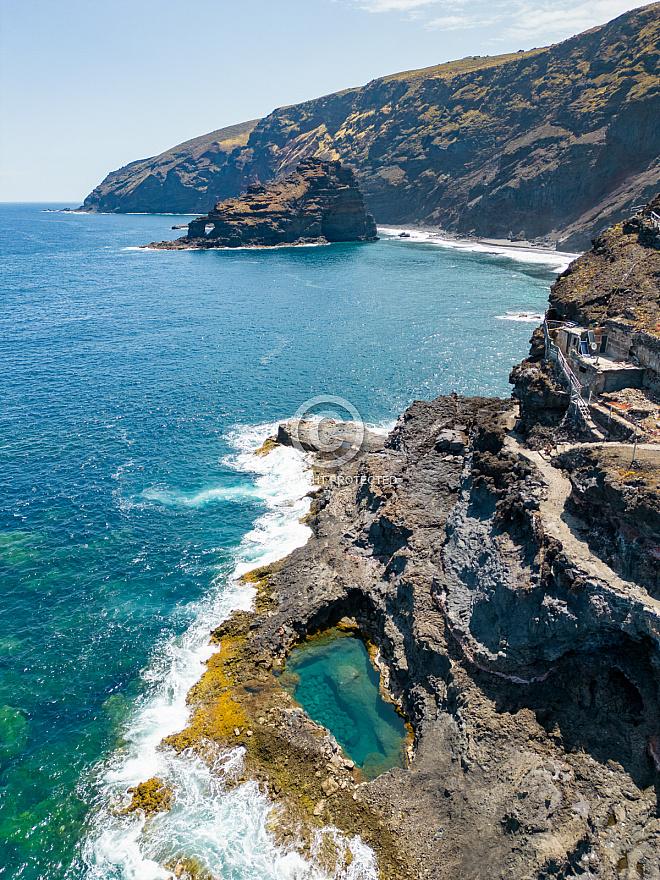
[253,436,279,457]
[164,855,217,880]
[163,633,250,751]
[157,605,407,879]
[124,777,173,816]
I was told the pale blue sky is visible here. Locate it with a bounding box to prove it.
[0,0,649,201]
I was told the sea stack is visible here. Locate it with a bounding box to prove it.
[149,158,378,249]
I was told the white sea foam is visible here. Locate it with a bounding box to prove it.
[200,242,328,251]
[121,246,165,252]
[370,418,397,436]
[378,226,580,273]
[128,242,328,253]
[377,227,436,243]
[495,311,544,323]
[79,422,377,879]
[142,484,263,508]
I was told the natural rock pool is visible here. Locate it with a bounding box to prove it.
[280,630,409,781]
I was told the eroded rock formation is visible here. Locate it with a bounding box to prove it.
[148,158,377,249]
[549,202,660,331]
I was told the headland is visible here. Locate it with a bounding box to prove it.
[124,196,660,878]
[81,4,660,251]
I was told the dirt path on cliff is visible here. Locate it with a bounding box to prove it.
[505,436,660,613]
[556,441,660,460]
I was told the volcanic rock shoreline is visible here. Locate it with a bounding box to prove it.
[152,397,660,879]
[129,203,660,879]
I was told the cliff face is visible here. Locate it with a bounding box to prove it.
[549,197,660,330]
[148,158,377,249]
[82,4,660,249]
[510,193,660,455]
[81,119,259,215]
[154,399,660,879]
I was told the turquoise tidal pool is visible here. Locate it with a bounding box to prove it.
[281,631,409,780]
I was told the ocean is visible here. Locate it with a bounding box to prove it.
[0,204,574,879]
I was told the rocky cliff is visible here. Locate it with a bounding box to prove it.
[81,119,259,215]
[549,195,660,330]
[511,193,660,452]
[148,158,377,249]
[121,203,660,880]
[146,397,660,880]
[82,3,660,249]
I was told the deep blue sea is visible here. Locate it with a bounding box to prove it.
[0,203,573,879]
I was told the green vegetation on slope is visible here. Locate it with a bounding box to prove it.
[83,119,259,214]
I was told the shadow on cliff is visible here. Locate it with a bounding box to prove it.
[467,633,659,794]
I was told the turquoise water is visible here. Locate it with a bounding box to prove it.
[281,632,409,781]
[0,203,565,879]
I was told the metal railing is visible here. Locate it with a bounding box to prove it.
[543,319,591,421]
[556,348,591,421]
[650,210,660,230]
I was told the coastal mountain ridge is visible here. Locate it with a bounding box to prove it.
[82,3,660,249]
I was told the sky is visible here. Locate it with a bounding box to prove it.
[0,0,652,202]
